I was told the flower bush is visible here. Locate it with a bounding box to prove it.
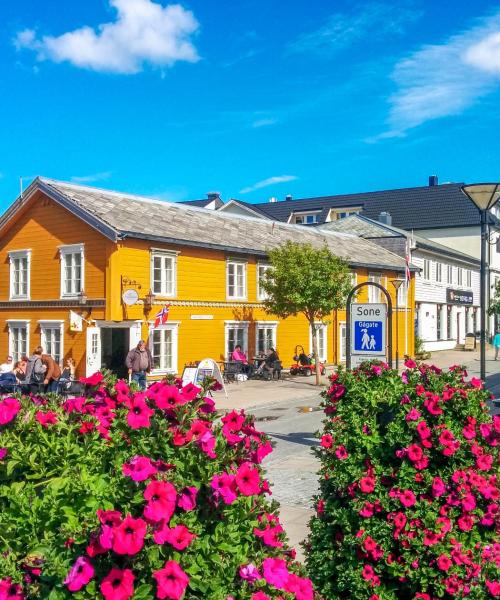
[306,361,499,599]
[0,374,315,599]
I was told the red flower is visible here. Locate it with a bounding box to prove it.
[100,568,135,600]
[153,560,189,600]
[360,476,376,494]
[362,564,375,581]
[221,410,246,432]
[35,411,58,427]
[154,523,195,550]
[321,434,333,448]
[126,395,154,429]
[112,515,147,555]
[0,397,21,426]
[399,490,417,507]
[80,372,104,386]
[476,454,493,471]
[407,444,423,462]
[235,462,261,496]
[211,473,238,505]
[431,477,446,497]
[143,480,177,523]
[436,555,452,572]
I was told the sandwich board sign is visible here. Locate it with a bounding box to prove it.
[350,303,387,362]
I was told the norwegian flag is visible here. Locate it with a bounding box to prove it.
[405,236,412,285]
[154,305,170,328]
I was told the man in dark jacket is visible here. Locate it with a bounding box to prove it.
[125,340,153,389]
[26,346,61,392]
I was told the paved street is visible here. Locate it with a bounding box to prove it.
[213,347,500,560]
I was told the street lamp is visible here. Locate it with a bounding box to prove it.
[391,278,405,370]
[461,183,500,381]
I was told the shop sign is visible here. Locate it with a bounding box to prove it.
[122,289,139,306]
[446,289,473,305]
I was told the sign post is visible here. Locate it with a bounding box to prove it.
[346,282,393,369]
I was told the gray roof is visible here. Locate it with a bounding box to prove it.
[323,214,481,266]
[180,197,224,209]
[0,177,412,273]
[238,183,499,230]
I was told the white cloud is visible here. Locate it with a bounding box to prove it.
[288,2,422,56]
[71,171,113,184]
[252,117,277,128]
[385,12,500,135]
[14,0,199,74]
[239,175,297,195]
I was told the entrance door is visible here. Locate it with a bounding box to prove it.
[86,327,102,376]
[101,328,130,379]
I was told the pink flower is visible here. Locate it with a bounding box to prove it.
[64,556,94,592]
[154,524,195,550]
[362,564,375,581]
[239,563,261,583]
[436,554,452,572]
[143,480,177,523]
[153,561,189,600]
[177,486,198,511]
[221,410,245,432]
[235,462,261,496]
[35,410,58,427]
[404,359,417,368]
[0,448,7,461]
[406,408,421,421]
[407,444,424,462]
[476,454,493,471]
[399,490,417,507]
[80,372,104,386]
[112,515,147,555]
[360,476,376,494]
[335,445,348,460]
[320,434,333,448]
[0,578,24,600]
[457,514,474,531]
[198,430,217,458]
[284,573,314,600]
[470,377,483,389]
[252,593,271,600]
[0,397,21,426]
[100,568,135,600]
[211,473,238,505]
[485,580,500,596]
[416,421,431,439]
[122,456,158,481]
[126,395,154,429]
[262,557,289,590]
[431,477,446,497]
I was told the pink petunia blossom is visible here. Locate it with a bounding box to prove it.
[177,486,198,511]
[239,563,261,583]
[262,557,289,590]
[0,578,24,600]
[122,456,158,481]
[100,568,135,600]
[235,462,261,496]
[211,472,238,505]
[126,395,154,429]
[143,480,177,523]
[153,561,189,600]
[154,523,196,550]
[0,397,21,426]
[64,556,94,592]
[399,489,417,507]
[436,555,452,572]
[112,515,147,555]
[335,445,348,460]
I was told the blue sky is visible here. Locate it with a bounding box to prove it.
[1,0,500,210]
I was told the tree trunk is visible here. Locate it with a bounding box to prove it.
[310,320,322,386]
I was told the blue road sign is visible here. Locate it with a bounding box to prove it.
[354,321,383,352]
[350,303,387,356]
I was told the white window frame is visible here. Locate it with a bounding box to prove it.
[59,244,85,299]
[310,322,327,363]
[466,269,472,287]
[148,322,179,375]
[328,207,362,221]
[226,260,247,300]
[397,282,408,306]
[9,249,31,300]
[39,320,64,365]
[457,267,463,286]
[339,322,347,362]
[257,263,271,301]
[7,319,30,363]
[224,321,249,359]
[447,265,453,284]
[255,321,278,354]
[368,272,383,303]
[423,259,431,281]
[435,262,442,283]
[151,250,177,298]
[290,211,321,225]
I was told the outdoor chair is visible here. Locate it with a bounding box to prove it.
[222,361,244,383]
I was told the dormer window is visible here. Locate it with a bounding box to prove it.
[291,211,320,225]
[328,207,362,221]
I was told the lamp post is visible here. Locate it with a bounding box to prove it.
[391,278,405,370]
[461,184,500,381]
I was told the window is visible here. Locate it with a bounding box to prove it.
[329,207,362,220]
[436,306,441,340]
[397,282,407,306]
[466,269,472,287]
[368,273,382,303]
[340,323,347,361]
[40,321,64,364]
[310,323,327,362]
[256,322,277,354]
[292,212,320,225]
[257,264,271,301]
[60,244,84,297]
[8,320,29,362]
[457,268,463,286]
[447,307,453,340]
[447,265,453,284]
[9,250,31,299]
[423,259,431,280]
[225,322,249,358]
[151,251,176,297]
[496,237,500,254]
[435,262,442,283]
[150,324,178,373]
[226,261,247,299]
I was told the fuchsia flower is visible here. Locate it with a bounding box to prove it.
[221,409,245,431]
[211,472,238,504]
[235,462,261,496]
[177,486,198,511]
[262,557,289,589]
[431,477,446,497]
[239,563,261,583]
[143,480,177,523]
[154,523,196,550]
[404,359,417,368]
[126,395,154,429]
[476,454,493,471]
[470,377,483,389]
[80,372,104,386]
[285,573,315,600]
[122,456,158,481]
[252,593,271,600]
[436,554,452,572]
[35,411,58,427]
[320,434,333,448]
[0,448,7,461]
[0,578,24,600]
[64,556,94,592]
[198,430,217,458]
[406,408,421,421]
[335,445,348,460]
[112,515,147,555]
[0,397,21,426]
[153,560,189,600]
[100,568,135,600]
[399,489,417,507]
[359,476,376,493]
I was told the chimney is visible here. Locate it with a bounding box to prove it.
[378,211,392,225]
[285,194,293,201]
[207,191,221,200]
[268,196,278,203]
[428,175,438,187]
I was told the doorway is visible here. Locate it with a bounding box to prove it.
[101,328,130,379]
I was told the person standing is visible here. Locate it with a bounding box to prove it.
[493,329,500,360]
[25,347,47,391]
[125,340,153,390]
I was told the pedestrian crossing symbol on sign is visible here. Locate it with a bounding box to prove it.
[354,321,383,353]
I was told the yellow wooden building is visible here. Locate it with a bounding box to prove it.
[0,178,416,379]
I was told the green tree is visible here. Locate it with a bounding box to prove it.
[261,241,353,384]
[489,278,500,316]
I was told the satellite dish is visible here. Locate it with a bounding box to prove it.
[122,289,139,306]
